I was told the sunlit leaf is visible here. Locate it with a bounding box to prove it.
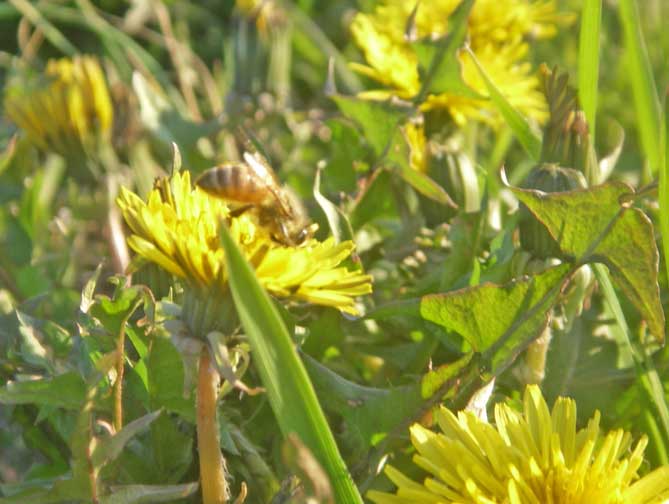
[511,181,665,343]
[421,263,572,372]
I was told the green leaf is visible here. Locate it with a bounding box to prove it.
[90,284,143,335]
[147,338,194,421]
[511,182,665,343]
[92,410,161,468]
[0,372,86,409]
[332,95,409,159]
[80,264,104,314]
[148,413,193,484]
[303,354,423,452]
[578,0,602,142]
[412,0,478,102]
[332,96,453,205]
[466,48,542,160]
[391,129,456,206]
[421,263,572,372]
[420,353,474,399]
[0,209,32,268]
[324,118,366,193]
[219,224,364,504]
[349,170,399,230]
[15,310,71,371]
[619,0,662,173]
[99,483,199,504]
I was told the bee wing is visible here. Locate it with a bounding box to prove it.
[242,150,294,217]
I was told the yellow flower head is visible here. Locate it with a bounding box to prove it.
[351,0,570,126]
[116,170,372,316]
[368,385,669,504]
[4,56,113,160]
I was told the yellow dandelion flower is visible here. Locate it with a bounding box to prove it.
[116,170,372,319]
[4,56,113,162]
[368,385,669,504]
[351,0,569,126]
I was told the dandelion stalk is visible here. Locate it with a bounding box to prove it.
[113,326,125,433]
[197,345,229,504]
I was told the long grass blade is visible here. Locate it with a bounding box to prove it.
[465,47,542,161]
[8,0,77,56]
[660,94,669,295]
[618,0,661,173]
[219,225,363,503]
[594,264,669,461]
[578,0,602,142]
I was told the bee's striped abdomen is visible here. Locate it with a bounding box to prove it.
[196,163,269,204]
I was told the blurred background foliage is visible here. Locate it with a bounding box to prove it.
[0,0,668,502]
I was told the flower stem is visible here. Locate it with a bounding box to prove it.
[113,325,125,432]
[197,345,229,504]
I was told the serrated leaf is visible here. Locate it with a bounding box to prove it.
[0,372,86,409]
[421,264,571,372]
[511,182,665,343]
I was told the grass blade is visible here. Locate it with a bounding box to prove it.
[465,47,542,161]
[618,0,661,173]
[594,264,669,461]
[578,0,602,141]
[660,94,669,295]
[8,0,77,56]
[219,225,363,503]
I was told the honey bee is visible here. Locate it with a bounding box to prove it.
[196,145,316,246]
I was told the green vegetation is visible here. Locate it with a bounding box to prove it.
[0,1,668,503]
